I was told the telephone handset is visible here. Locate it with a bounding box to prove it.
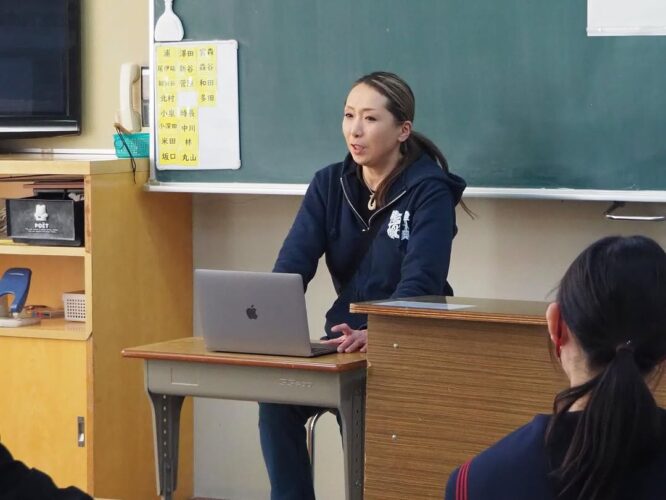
[116,63,142,133]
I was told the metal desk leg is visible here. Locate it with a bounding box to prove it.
[149,392,185,500]
[339,384,366,500]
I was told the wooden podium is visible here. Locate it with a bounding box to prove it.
[353,296,666,499]
[351,296,554,499]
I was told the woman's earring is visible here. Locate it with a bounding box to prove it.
[555,323,562,359]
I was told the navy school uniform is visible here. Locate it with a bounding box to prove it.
[445,410,666,500]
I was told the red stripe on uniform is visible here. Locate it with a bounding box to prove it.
[456,460,471,500]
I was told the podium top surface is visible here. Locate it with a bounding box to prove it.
[351,296,548,326]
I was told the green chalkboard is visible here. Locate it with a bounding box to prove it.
[153,0,666,191]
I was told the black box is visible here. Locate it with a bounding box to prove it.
[6,194,84,247]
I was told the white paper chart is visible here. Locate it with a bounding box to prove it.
[154,40,240,170]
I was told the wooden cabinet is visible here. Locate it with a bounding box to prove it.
[0,155,193,499]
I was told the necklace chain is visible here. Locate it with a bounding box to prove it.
[362,170,377,211]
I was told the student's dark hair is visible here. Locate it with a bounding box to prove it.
[545,235,666,500]
[352,71,465,210]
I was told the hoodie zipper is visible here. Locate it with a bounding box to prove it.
[340,177,407,232]
[369,190,407,226]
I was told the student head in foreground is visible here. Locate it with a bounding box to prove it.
[263,71,467,499]
[447,235,666,500]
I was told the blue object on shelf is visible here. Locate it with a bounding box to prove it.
[113,132,150,158]
[0,268,32,314]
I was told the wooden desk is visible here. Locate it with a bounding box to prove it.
[122,337,367,500]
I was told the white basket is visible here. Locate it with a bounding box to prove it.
[63,291,86,322]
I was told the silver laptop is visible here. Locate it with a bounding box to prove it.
[195,269,338,357]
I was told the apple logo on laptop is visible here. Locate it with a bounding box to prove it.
[246,305,258,320]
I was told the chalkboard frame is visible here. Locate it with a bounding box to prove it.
[147,0,666,201]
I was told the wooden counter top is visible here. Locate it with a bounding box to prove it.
[351,296,548,325]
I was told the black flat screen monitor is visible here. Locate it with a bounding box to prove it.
[0,0,81,138]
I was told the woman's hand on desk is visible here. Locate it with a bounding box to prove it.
[324,323,368,353]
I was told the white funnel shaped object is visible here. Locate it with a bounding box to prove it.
[155,0,184,42]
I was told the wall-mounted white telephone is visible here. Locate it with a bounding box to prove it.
[116,63,142,133]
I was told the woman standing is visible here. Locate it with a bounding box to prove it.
[261,71,467,499]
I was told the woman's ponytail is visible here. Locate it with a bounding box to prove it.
[408,131,449,172]
[547,345,661,500]
[372,129,449,207]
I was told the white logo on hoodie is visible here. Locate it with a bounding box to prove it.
[388,210,411,240]
[387,210,402,239]
[401,211,410,240]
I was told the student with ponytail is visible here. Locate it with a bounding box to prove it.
[446,235,666,500]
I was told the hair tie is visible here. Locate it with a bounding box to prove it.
[615,340,634,354]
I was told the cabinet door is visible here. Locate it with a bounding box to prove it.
[0,336,88,490]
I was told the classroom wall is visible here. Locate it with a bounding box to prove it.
[193,194,666,499]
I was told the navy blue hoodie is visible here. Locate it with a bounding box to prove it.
[274,153,466,336]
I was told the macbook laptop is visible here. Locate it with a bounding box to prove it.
[194,269,338,357]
